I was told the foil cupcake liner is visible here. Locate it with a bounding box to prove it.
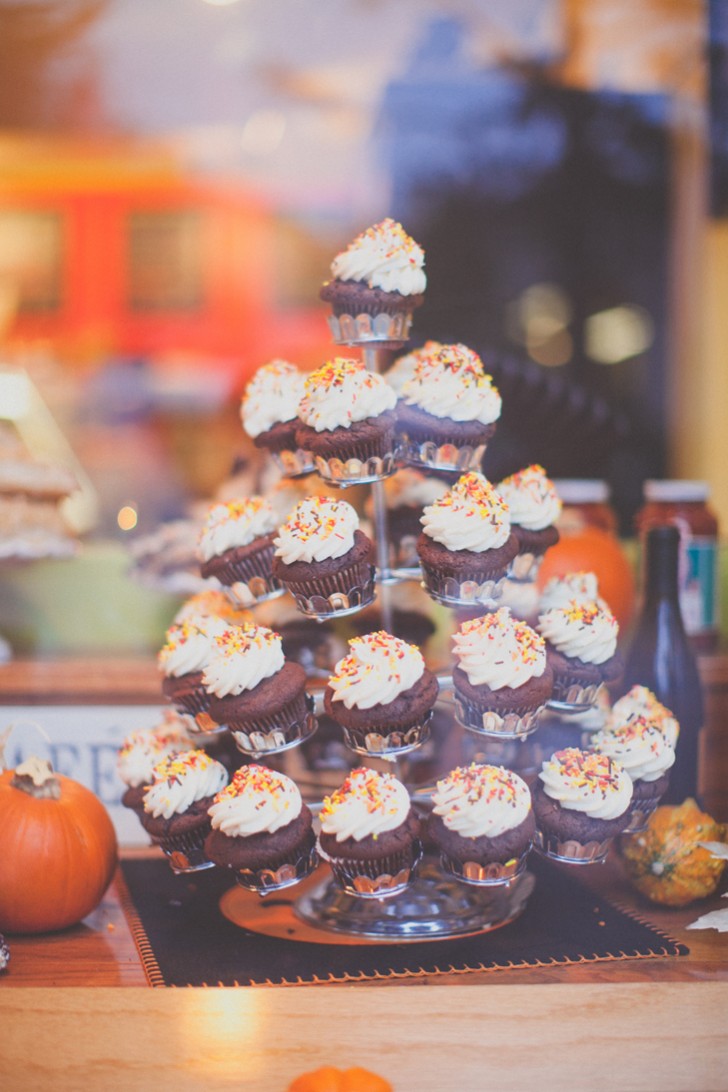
[399,436,487,473]
[213,543,284,608]
[326,310,413,348]
[225,578,285,609]
[314,450,398,488]
[316,839,422,899]
[508,551,545,584]
[439,848,530,887]
[532,829,613,865]
[454,696,545,740]
[622,798,662,835]
[341,714,432,757]
[285,567,376,620]
[231,705,318,757]
[232,838,319,894]
[420,565,509,608]
[271,447,316,478]
[156,824,215,874]
[547,680,606,713]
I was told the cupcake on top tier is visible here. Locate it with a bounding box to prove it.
[416,471,519,606]
[320,218,426,347]
[452,607,553,738]
[537,599,622,708]
[323,630,439,754]
[428,763,535,884]
[497,465,561,581]
[608,685,679,748]
[240,360,313,477]
[201,623,310,754]
[158,617,226,723]
[140,749,228,872]
[197,497,282,607]
[533,747,633,863]
[116,711,194,815]
[295,357,398,485]
[592,716,675,832]
[396,343,502,471]
[272,495,375,617]
[318,766,421,897]
[204,764,317,891]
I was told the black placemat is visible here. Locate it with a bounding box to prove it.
[119,856,687,987]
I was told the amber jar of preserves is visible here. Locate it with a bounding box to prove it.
[635,480,720,651]
[553,479,618,536]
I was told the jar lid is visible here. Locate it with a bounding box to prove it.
[643,479,710,503]
[553,479,610,504]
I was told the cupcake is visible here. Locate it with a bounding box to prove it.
[140,749,228,872]
[323,630,439,754]
[538,570,608,614]
[116,711,194,815]
[533,747,633,863]
[317,767,421,897]
[608,685,679,748]
[592,715,675,831]
[272,495,375,617]
[240,360,313,477]
[496,465,561,581]
[158,618,226,723]
[294,357,398,484]
[417,471,519,606]
[428,763,535,883]
[396,343,502,471]
[201,623,312,754]
[452,607,553,738]
[319,218,426,348]
[384,340,442,394]
[537,599,622,708]
[197,497,282,607]
[204,764,317,892]
[368,468,449,570]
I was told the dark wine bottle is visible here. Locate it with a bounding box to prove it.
[623,524,703,804]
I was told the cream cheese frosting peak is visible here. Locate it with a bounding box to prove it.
[453,608,547,689]
[208,764,302,836]
[298,357,396,433]
[538,600,618,665]
[330,218,426,296]
[538,747,632,820]
[197,497,278,561]
[421,471,511,552]
[328,630,425,710]
[240,359,306,438]
[592,717,676,783]
[400,343,502,424]
[202,622,284,698]
[143,749,228,820]
[497,464,562,531]
[319,767,411,843]
[274,496,359,564]
[432,764,532,839]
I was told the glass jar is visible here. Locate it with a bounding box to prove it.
[553,479,618,536]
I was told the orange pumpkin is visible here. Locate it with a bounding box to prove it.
[0,756,118,934]
[537,526,636,630]
[287,1066,392,1092]
[620,799,726,907]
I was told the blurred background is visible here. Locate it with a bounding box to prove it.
[0,0,725,652]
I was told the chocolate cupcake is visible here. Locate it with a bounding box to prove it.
[201,623,312,755]
[295,358,398,485]
[204,764,317,892]
[197,497,282,607]
[452,607,553,738]
[417,471,519,607]
[240,359,313,477]
[533,747,633,863]
[319,218,426,348]
[592,716,675,832]
[496,465,561,582]
[158,618,226,722]
[323,630,439,755]
[537,599,622,709]
[396,343,501,471]
[272,495,375,618]
[140,749,228,872]
[428,764,535,884]
[317,767,421,897]
[116,712,194,815]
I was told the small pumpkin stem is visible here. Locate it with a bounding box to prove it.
[11,756,61,799]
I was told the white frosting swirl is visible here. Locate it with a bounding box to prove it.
[538,571,607,613]
[208,764,302,836]
[158,619,227,678]
[421,472,511,552]
[538,601,618,665]
[197,497,278,561]
[274,496,359,564]
[202,623,284,698]
[592,720,675,782]
[319,767,412,843]
[117,718,193,788]
[330,218,426,296]
[384,341,442,394]
[538,748,633,820]
[608,685,680,747]
[298,357,396,433]
[453,608,547,689]
[240,360,306,438]
[432,764,532,838]
[328,630,425,710]
[401,344,502,424]
[143,750,228,819]
[497,464,562,531]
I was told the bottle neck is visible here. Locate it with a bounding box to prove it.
[643,525,681,604]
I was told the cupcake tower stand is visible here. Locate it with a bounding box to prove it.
[186,315,593,941]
